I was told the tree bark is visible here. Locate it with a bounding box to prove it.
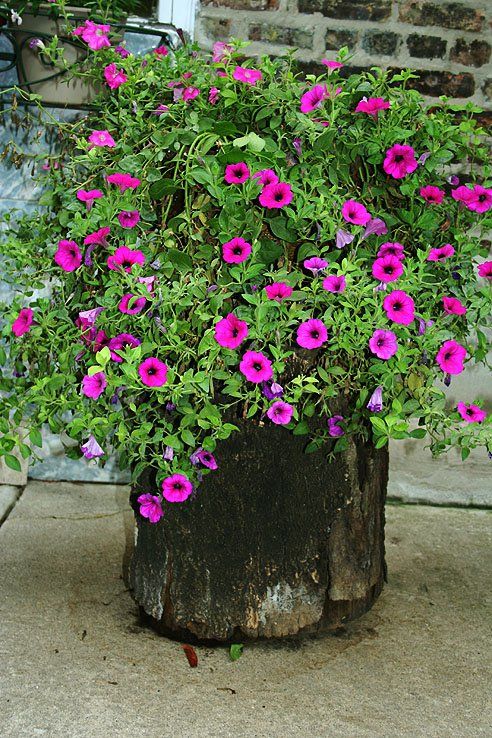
[128,421,388,642]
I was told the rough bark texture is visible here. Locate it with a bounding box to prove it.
[128,422,388,642]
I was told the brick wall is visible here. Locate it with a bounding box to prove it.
[196,1,491,110]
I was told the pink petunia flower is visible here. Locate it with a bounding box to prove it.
[264,282,293,301]
[383,290,415,325]
[466,185,492,213]
[153,104,169,116]
[84,227,110,246]
[420,185,445,204]
[322,275,346,293]
[73,20,110,51]
[103,63,127,89]
[107,246,145,272]
[88,130,116,148]
[12,308,33,337]
[267,401,294,426]
[214,313,249,349]
[212,41,233,63]
[259,182,293,209]
[117,210,140,228]
[153,45,169,57]
[76,189,103,211]
[456,402,486,424]
[192,448,218,470]
[362,218,388,239]
[106,173,141,192]
[321,59,344,70]
[208,86,219,104]
[222,237,252,264]
[224,162,250,184]
[300,84,328,113]
[296,319,328,349]
[54,239,82,272]
[81,435,105,460]
[327,415,345,437]
[233,66,263,86]
[118,293,147,315]
[369,329,398,360]
[182,86,200,102]
[341,199,371,225]
[304,257,328,275]
[436,340,466,374]
[108,333,141,362]
[442,296,467,316]
[115,45,130,58]
[383,144,418,179]
[138,357,168,387]
[239,350,273,383]
[137,493,164,523]
[253,169,279,188]
[451,185,474,205]
[427,244,455,262]
[355,97,390,116]
[377,242,405,260]
[82,371,107,400]
[477,261,492,280]
[162,474,193,503]
[372,255,404,283]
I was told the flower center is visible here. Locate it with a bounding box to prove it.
[274,192,283,201]
[253,362,262,371]
[233,247,242,255]
[311,330,319,338]
[393,302,402,310]
[232,328,238,337]
[394,155,404,163]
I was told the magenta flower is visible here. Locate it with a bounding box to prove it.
[118,293,147,315]
[372,255,404,283]
[76,188,103,211]
[182,86,200,102]
[115,45,130,58]
[427,244,455,262]
[259,182,293,209]
[193,448,218,470]
[377,242,405,260]
[208,86,219,104]
[383,144,418,179]
[212,41,233,63]
[73,20,110,51]
[304,257,328,275]
[233,66,263,86]
[336,229,355,249]
[54,239,82,272]
[300,84,328,113]
[341,200,371,226]
[107,246,145,272]
[369,329,398,360]
[355,97,390,116]
[12,308,33,337]
[296,319,328,349]
[78,307,103,325]
[362,218,388,239]
[153,104,170,116]
[436,340,466,375]
[117,210,140,228]
[266,401,294,426]
[109,333,141,362]
[456,402,486,424]
[154,45,169,57]
[322,274,346,293]
[467,185,492,213]
[442,296,467,316]
[103,63,127,89]
[420,185,445,204]
[222,237,252,264]
[138,357,168,387]
[451,185,474,205]
[264,282,293,301]
[327,415,345,437]
[477,261,492,280]
[224,162,250,184]
[253,169,279,188]
[82,371,107,400]
[81,435,104,460]
[383,290,415,325]
[137,493,164,523]
[214,313,249,349]
[106,173,141,192]
[321,59,344,70]
[239,350,273,383]
[162,474,193,503]
[84,227,110,247]
[367,386,383,412]
[88,130,116,148]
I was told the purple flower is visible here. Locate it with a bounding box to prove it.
[336,229,355,249]
[293,137,302,157]
[304,257,328,275]
[262,381,284,400]
[193,448,218,470]
[418,151,431,164]
[362,218,387,239]
[367,386,383,412]
[448,175,459,186]
[137,494,164,524]
[266,401,294,426]
[417,317,434,335]
[327,415,345,437]
[163,445,174,461]
[81,435,104,459]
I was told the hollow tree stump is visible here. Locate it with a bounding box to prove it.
[128,421,388,642]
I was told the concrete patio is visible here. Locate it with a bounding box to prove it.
[0,480,490,737]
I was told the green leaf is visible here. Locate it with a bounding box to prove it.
[4,454,21,472]
[29,429,43,448]
[293,420,309,436]
[95,346,111,366]
[268,217,296,242]
[167,249,193,273]
[257,239,283,264]
[149,179,179,199]
[410,428,426,439]
[181,429,195,446]
[232,132,265,152]
[230,644,244,661]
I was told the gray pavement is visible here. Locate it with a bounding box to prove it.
[0,480,491,738]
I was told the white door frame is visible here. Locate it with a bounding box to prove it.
[157,0,197,38]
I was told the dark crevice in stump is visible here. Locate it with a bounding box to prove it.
[128,421,388,642]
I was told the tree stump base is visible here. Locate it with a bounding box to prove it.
[128,422,388,642]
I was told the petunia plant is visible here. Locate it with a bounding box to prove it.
[0,38,491,524]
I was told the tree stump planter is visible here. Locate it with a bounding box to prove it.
[128,420,388,642]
